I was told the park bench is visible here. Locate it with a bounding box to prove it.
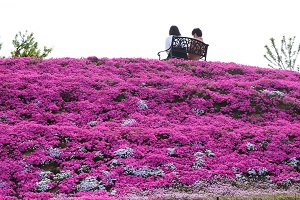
[157,36,209,61]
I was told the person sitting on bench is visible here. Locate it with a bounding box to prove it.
[165,25,188,59]
[188,28,204,60]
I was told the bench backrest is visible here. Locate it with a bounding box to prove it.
[169,36,209,60]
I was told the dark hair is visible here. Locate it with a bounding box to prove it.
[169,25,181,36]
[192,28,202,37]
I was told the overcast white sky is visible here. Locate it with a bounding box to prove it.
[1,0,300,68]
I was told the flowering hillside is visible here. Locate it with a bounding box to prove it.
[0,57,300,199]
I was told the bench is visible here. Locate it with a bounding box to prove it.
[157,36,209,61]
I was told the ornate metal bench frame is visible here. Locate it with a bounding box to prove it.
[157,36,209,61]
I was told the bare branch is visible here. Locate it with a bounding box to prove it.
[264,36,300,71]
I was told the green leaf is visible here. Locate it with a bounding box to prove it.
[11,30,53,59]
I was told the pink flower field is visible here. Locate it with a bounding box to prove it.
[0,57,300,199]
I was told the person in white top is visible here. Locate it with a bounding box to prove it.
[165,25,188,59]
[165,25,181,52]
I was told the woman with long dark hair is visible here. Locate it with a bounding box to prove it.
[165,25,187,59]
[165,25,181,51]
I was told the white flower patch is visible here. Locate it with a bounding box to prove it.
[280,178,293,187]
[262,89,286,97]
[87,120,98,127]
[53,171,71,181]
[247,168,256,176]
[232,167,239,173]
[124,166,165,178]
[235,173,247,182]
[102,170,110,176]
[288,157,299,167]
[258,167,268,176]
[205,149,215,158]
[260,140,269,148]
[192,141,203,147]
[167,148,176,156]
[41,160,51,165]
[39,171,52,180]
[0,115,9,123]
[94,151,104,159]
[235,173,243,179]
[192,152,206,169]
[34,100,41,107]
[111,189,117,195]
[22,163,31,172]
[102,170,117,183]
[0,181,6,188]
[121,119,136,126]
[124,166,135,175]
[164,163,177,170]
[193,157,206,169]
[48,147,61,158]
[110,159,123,167]
[139,82,147,87]
[193,180,204,186]
[192,108,205,115]
[78,146,88,152]
[138,100,148,110]
[114,147,134,158]
[76,176,105,191]
[36,179,51,192]
[69,153,76,159]
[78,164,91,173]
[36,171,52,192]
[246,142,255,151]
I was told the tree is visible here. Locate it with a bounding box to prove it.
[11,30,53,58]
[264,36,300,72]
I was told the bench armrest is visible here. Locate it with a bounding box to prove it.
[157,47,171,60]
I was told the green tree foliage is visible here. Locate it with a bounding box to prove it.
[264,36,300,71]
[11,30,53,58]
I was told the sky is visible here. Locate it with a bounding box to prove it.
[1,0,300,68]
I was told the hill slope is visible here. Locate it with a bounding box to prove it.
[0,57,300,199]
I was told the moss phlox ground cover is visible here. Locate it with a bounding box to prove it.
[0,57,299,199]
